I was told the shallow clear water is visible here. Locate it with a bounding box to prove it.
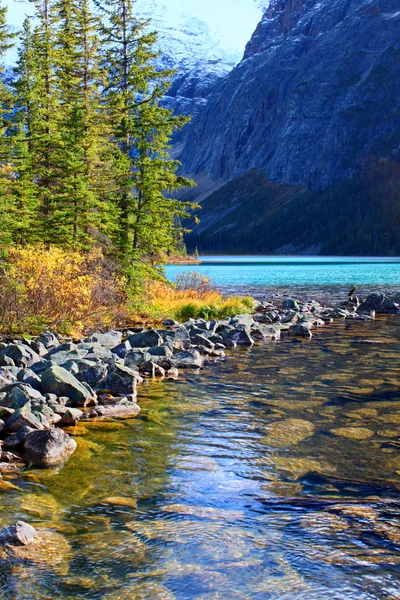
[2,315,400,598]
[166,256,400,287]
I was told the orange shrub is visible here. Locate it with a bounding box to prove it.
[0,245,127,335]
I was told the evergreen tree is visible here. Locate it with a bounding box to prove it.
[0,2,17,245]
[28,0,62,244]
[99,0,195,274]
[12,17,39,245]
[54,0,114,247]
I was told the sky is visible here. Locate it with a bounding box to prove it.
[5,0,268,63]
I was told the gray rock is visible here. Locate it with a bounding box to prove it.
[191,334,215,349]
[60,407,83,426]
[39,331,60,349]
[102,364,142,396]
[140,361,166,377]
[41,365,97,407]
[3,426,35,448]
[111,340,132,359]
[23,429,77,467]
[0,344,40,368]
[128,329,163,348]
[1,385,33,410]
[163,325,190,348]
[223,328,254,346]
[0,406,14,420]
[288,324,313,338]
[0,521,37,547]
[230,314,255,329]
[251,325,281,341]
[76,363,108,389]
[171,350,203,369]
[87,330,122,348]
[85,403,141,420]
[357,293,400,314]
[148,345,173,357]
[163,319,179,327]
[16,368,41,390]
[5,402,46,432]
[124,349,149,369]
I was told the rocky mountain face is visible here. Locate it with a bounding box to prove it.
[179,0,400,254]
[135,0,264,119]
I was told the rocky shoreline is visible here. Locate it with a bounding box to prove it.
[0,290,398,553]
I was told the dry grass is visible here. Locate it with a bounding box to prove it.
[131,272,255,322]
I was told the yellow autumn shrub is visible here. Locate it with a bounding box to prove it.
[132,272,255,322]
[0,245,127,335]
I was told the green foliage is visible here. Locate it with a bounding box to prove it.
[0,0,196,282]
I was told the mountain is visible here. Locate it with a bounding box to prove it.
[179,0,400,255]
[135,0,265,119]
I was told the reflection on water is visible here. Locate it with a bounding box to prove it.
[1,316,400,598]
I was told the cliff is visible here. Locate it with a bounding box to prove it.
[179,0,400,254]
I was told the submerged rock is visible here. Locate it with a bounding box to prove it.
[0,521,37,547]
[264,418,315,447]
[330,426,375,440]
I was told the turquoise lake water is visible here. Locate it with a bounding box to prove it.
[166,256,400,288]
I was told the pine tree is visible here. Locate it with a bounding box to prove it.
[99,0,195,275]
[0,2,17,245]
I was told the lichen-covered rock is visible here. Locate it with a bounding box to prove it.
[5,402,46,432]
[230,314,255,329]
[41,365,96,407]
[23,429,77,466]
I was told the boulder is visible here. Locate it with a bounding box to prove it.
[124,349,149,369]
[148,345,173,357]
[357,293,400,314]
[3,426,35,449]
[23,429,77,466]
[85,403,141,420]
[87,330,122,348]
[102,363,142,396]
[0,344,40,368]
[223,328,254,346]
[0,521,37,547]
[5,402,48,432]
[282,299,300,310]
[163,325,190,348]
[191,334,215,349]
[140,361,166,377]
[1,385,34,410]
[16,368,41,390]
[111,340,132,359]
[163,319,179,327]
[0,406,14,420]
[38,331,60,349]
[60,407,83,426]
[251,325,281,341]
[41,365,97,407]
[288,324,313,338]
[127,329,162,348]
[171,350,203,369]
[230,314,255,329]
[76,363,108,389]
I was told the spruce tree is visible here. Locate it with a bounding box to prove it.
[54,0,114,247]
[99,0,195,276]
[28,0,62,244]
[0,2,17,246]
[12,17,39,245]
